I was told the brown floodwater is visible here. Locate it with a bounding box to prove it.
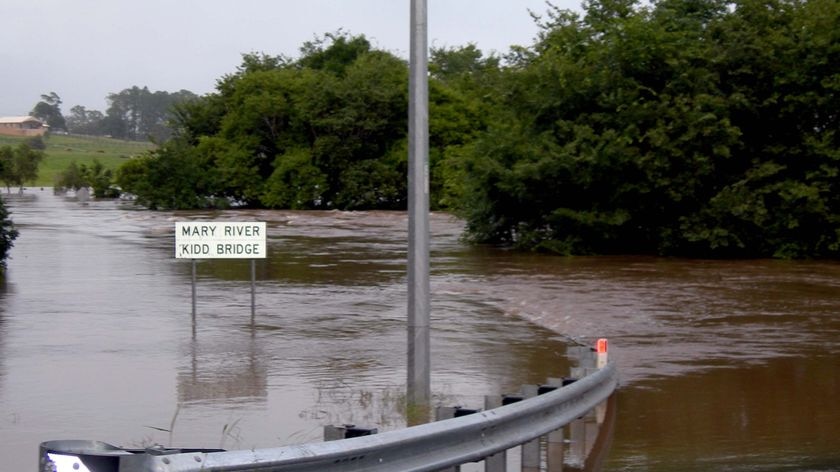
[1,189,839,471]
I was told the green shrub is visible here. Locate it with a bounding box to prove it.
[0,196,17,273]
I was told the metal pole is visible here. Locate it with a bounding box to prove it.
[191,259,197,317]
[407,0,431,413]
[191,259,197,337]
[250,259,256,321]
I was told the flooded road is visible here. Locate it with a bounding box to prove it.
[2,189,839,471]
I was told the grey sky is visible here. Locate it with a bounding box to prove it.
[0,1,580,116]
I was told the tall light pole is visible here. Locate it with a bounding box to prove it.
[407,0,431,413]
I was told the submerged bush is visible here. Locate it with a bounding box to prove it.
[0,196,18,273]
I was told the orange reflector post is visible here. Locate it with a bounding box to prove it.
[596,338,608,354]
[596,338,608,368]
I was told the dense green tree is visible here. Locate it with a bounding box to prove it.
[65,105,106,135]
[114,13,840,258]
[304,50,408,209]
[12,144,44,190]
[262,147,327,208]
[64,88,197,139]
[0,195,17,273]
[104,86,198,141]
[297,32,372,76]
[56,160,120,198]
[0,147,10,190]
[55,161,87,191]
[452,0,840,258]
[681,0,840,257]
[116,140,218,209]
[428,45,502,208]
[121,32,411,211]
[30,92,66,131]
[430,44,501,86]
[0,144,44,193]
[169,93,226,143]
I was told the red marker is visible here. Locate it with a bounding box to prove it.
[596,338,608,368]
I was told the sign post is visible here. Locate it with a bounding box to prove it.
[251,259,257,323]
[192,259,197,321]
[175,222,267,319]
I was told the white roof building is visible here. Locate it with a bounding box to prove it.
[0,116,48,136]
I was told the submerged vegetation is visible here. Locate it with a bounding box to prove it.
[0,195,17,272]
[0,142,44,192]
[110,0,838,258]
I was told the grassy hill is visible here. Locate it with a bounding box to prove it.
[0,133,155,187]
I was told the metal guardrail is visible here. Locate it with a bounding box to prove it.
[40,360,617,472]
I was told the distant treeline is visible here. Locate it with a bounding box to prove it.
[31,88,198,142]
[113,0,838,258]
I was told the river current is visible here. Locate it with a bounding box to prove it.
[1,189,838,471]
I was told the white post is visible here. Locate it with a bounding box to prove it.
[596,338,608,369]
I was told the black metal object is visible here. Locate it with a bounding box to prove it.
[345,426,378,438]
[452,407,479,418]
[501,395,524,406]
[324,424,378,441]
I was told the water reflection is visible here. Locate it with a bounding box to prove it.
[564,395,617,472]
[0,278,6,397]
[177,324,267,405]
[609,356,840,471]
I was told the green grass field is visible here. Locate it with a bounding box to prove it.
[0,133,155,186]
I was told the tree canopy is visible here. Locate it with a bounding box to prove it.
[451,0,840,258]
[60,87,198,141]
[115,1,840,258]
[30,92,66,131]
[118,33,414,210]
[55,159,119,198]
[0,143,45,192]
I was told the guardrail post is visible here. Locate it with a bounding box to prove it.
[568,407,603,469]
[568,413,586,468]
[596,338,608,369]
[434,406,480,471]
[496,392,527,471]
[545,378,565,471]
[568,338,612,469]
[520,384,540,472]
[484,395,507,472]
[594,338,610,426]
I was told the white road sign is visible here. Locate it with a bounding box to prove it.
[175,221,266,259]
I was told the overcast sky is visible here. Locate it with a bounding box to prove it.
[0,0,581,116]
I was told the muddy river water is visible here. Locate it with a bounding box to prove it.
[1,189,839,471]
